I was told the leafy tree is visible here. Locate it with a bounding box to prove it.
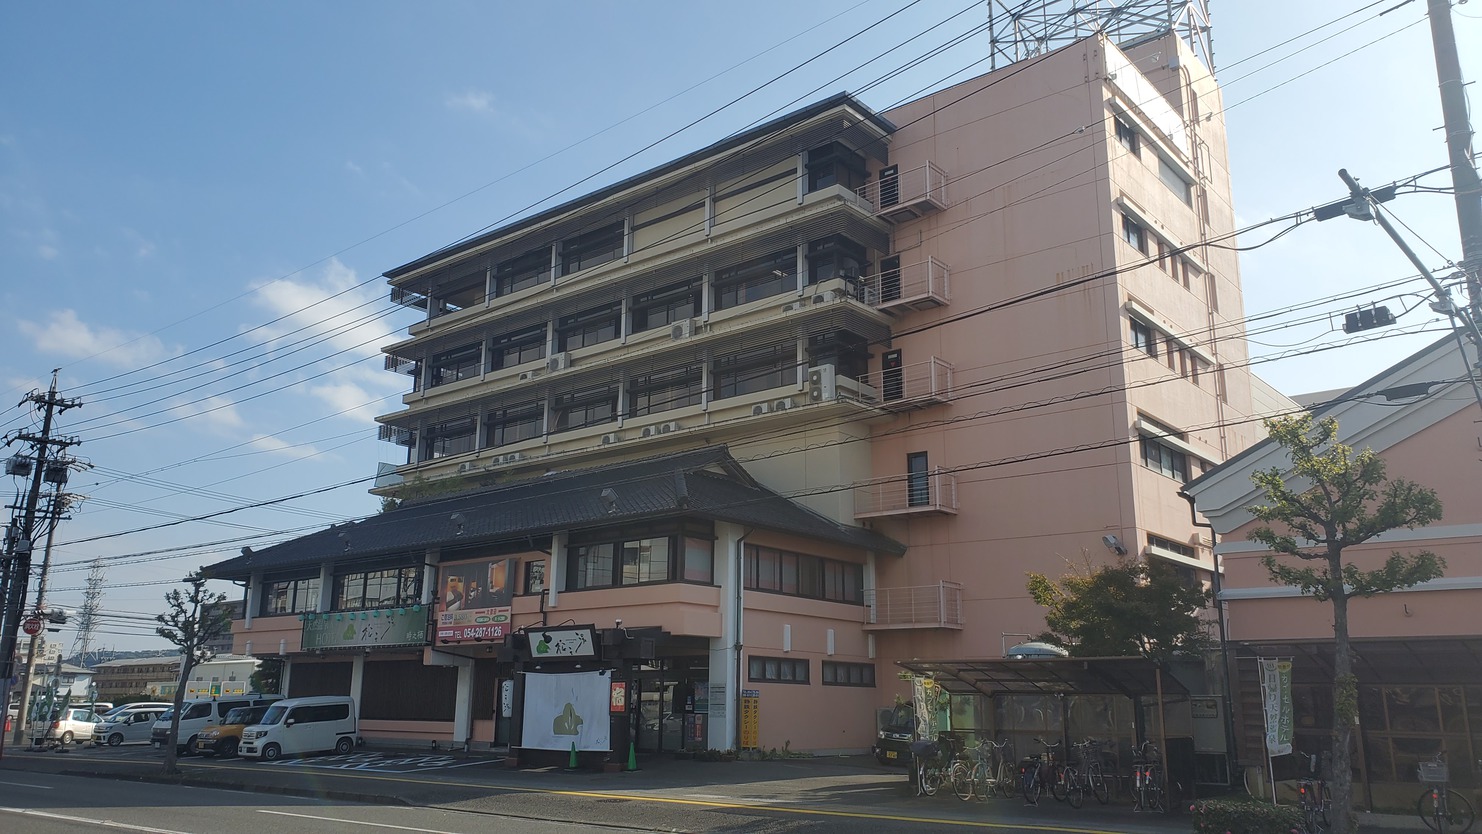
[249,657,283,695]
[155,569,231,775]
[1026,556,1211,659]
[1248,414,1444,834]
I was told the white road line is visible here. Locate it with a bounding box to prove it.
[256,809,454,833]
[0,780,54,789]
[0,807,195,833]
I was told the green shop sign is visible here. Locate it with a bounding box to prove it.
[300,607,429,650]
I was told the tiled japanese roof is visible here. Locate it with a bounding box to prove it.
[205,446,902,579]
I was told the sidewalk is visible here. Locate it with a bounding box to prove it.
[0,743,1427,833]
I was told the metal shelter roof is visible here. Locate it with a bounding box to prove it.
[896,657,1190,700]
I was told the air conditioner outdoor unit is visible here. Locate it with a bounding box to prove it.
[456,462,477,474]
[774,398,795,411]
[670,319,697,340]
[751,402,773,416]
[601,432,622,444]
[519,369,542,382]
[547,352,571,372]
[812,294,829,305]
[808,364,838,403]
[492,452,523,465]
[780,301,805,314]
[657,421,679,434]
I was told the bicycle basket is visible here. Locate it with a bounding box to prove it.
[1418,760,1448,784]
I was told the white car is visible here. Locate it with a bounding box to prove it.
[30,707,101,746]
[92,709,164,746]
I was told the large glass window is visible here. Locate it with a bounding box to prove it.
[334,566,421,611]
[1114,116,1140,156]
[628,364,703,418]
[822,661,876,687]
[564,525,713,591]
[431,274,485,318]
[714,250,796,310]
[484,401,544,447]
[494,247,550,297]
[492,326,546,369]
[621,538,671,585]
[422,417,476,459]
[560,220,625,276]
[632,279,701,332]
[712,343,797,400]
[429,343,482,387]
[1140,436,1190,481]
[744,545,863,604]
[1131,319,1157,358]
[261,575,320,616]
[749,656,809,684]
[552,384,617,433]
[806,331,869,383]
[806,235,867,286]
[1159,156,1193,205]
[805,142,866,193]
[1121,214,1148,253]
[557,303,620,351]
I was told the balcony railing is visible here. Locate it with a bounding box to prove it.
[854,468,958,518]
[862,357,952,410]
[864,582,964,630]
[856,162,948,222]
[861,256,950,311]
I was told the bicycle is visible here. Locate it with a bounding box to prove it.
[950,737,1014,801]
[1416,752,1476,834]
[1295,750,1331,834]
[1131,740,1166,813]
[910,734,955,798]
[1071,738,1112,805]
[1021,737,1063,806]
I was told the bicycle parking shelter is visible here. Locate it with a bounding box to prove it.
[896,656,1196,798]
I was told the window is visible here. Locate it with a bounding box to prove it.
[1131,319,1157,358]
[492,326,546,369]
[714,250,795,310]
[484,401,544,447]
[429,343,482,387]
[552,384,617,433]
[711,343,797,400]
[557,302,620,351]
[1114,116,1140,156]
[806,235,866,286]
[807,332,869,388]
[1159,156,1193,205]
[1141,436,1190,482]
[749,656,809,684]
[805,142,866,193]
[1121,214,1147,253]
[334,566,422,611]
[563,523,713,591]
[744,545,863,604]
[822,661,876,687]
[523,560,546,596]
[632,279,701,332]
[559,220,625,276]
[494,247,550,297]
[627,364,703,418]
[261,575,320,616]
[683,536,714,584]
[907,452,930,508]
[620,538,671,585]
[422,417,476,459]
[1148,534,1196,558]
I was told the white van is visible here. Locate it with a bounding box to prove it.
[239,696,357,761]
[150,694,282,754]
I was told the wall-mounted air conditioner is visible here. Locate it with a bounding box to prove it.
[780,300,806,314]
[456,461,478,474]
[670,319,697,340]
[547,352,571,372]
[656,421,679,434]
[808,364,838,402]
[600,432,622,445]
[774,398,795,411]
[519,369,543,382]
[751,402,773,416]
[489,451,524,465]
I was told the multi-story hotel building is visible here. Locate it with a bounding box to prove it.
[210,28,1288,762]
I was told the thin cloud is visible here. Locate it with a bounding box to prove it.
[17,309,178,368]
[444,89,494,114]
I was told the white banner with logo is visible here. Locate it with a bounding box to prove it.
[521,670,612,752]
[1259,658,1293,756]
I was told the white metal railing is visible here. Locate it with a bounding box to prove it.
[860,256,950,309]
[865,582,964,628]
[856,162,948,215]
[862,357,953,406]
[853,468,958,517]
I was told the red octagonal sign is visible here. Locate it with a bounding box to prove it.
[22,617,42,636]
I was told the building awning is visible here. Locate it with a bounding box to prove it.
[895,656,1190,700]
[1234,638,1482,686]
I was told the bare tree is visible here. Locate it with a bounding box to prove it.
[155,569,231,775]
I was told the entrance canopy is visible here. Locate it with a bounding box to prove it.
[896,656,1190,700]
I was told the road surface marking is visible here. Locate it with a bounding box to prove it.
[0,780,54,789]
[0,807,193,833]
[258,809,453,833]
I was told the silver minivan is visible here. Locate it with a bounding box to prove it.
[239,696,357,762]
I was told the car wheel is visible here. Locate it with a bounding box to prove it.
[261,743,282,762]
[219,739,239,758]
[107,733,124,747]
[60,731,74,744]
[334,737,354,755]
[179,735,198,756]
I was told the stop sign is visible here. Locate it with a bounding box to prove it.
[22,617,41,636]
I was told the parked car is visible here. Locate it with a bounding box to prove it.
[30,707,102,746]
[92,709,164,746]
[151,695,282,755]
[101,702,171,719]
[193,704,271,757]
[873,702,917,766]
[240,696,357,762]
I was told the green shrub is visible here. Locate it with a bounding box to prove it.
[1191,797,1305,834]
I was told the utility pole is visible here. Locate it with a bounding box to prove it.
[11,490,77,746]
[0,372,80,761]
[1426,0,1482,319]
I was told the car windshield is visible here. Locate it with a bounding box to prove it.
[258,704,288,726]
[223,706,267,725]
[157,710,174,722]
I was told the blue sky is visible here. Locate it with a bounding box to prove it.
[1,1,1476,652]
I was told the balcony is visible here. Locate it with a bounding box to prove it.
[862,256,950,311]
[864,582,964,630]
[856,162,948,222]
[853,468,958,518]
[862,357,952,411]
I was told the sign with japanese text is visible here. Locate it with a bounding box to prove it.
[528,626,597,660]
[302,608,429,650]
[435,556,515,642]
[1259,658,1293,756]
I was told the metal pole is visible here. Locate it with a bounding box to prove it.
[11,491,63,745]
[1426,0,1482,318]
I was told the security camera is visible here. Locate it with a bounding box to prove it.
[614,619,623,629]
[1101,534,1129,556]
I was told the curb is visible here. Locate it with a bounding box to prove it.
[59,768,410,807]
